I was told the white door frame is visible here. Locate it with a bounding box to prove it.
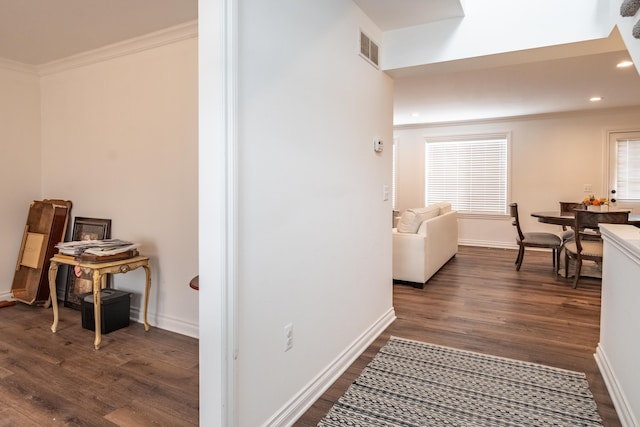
[606,129,640,213]
[198,0,238,425]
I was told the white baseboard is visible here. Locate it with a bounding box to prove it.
[130,306,199,339]
[264,307,396,427]
[459,239,517,249]
[595,344,639,427]
[0,290,198,339]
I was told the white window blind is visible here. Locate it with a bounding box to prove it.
[425,135,508,214]
[616,138,640,200]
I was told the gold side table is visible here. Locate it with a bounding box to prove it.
[48,254,151,350]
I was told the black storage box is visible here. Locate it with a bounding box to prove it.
[80,289,131,334]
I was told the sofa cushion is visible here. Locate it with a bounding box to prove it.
[434,202,452,214]
[396,205,441,233]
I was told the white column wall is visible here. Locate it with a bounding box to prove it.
[0,64,41,299]
[236,1,394,425]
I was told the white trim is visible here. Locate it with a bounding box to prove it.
[264,308,396,427]
[38,20,198,76]
[0,58,38,74]
[224,0,239,424]
[458,239,517,250]
[129,307,199,339]
[198,0,236,424]
[595,344,639,427]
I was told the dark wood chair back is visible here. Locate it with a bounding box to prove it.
[509,203,525,241]
[559,202,584,216]
[573,210,629,254]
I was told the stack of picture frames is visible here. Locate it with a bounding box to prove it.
[63,217,112,310]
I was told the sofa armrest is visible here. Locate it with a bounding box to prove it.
[422,210,459,274]
[392,231,429,283]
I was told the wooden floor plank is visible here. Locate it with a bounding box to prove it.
[0,246,624,425]
[0,302,198,426]
[294,246,622,426]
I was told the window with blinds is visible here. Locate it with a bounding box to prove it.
[425,134,509,214]
[615,138,640,200]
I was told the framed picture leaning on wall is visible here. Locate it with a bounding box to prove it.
[63,217,112,309]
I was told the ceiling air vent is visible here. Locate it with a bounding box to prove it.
[359,30,379,69]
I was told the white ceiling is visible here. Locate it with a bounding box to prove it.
[353,0,464,31]
[2,0,639,125]
[0,0,197,65]
[356,0,640,125]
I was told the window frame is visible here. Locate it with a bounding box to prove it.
[424,132,511,217]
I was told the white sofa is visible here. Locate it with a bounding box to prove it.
[392,202,459,287]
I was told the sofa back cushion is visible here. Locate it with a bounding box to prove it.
[435,202,452,214]
[396,205,441,233]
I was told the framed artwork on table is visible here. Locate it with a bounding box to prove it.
[63,217,112,310]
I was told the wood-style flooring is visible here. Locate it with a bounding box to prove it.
[0,302,198,426]
[0,246,622,426]
[295,245,621,426]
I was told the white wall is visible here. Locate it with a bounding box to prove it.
[0,63,42,299]
[39,32,199,336]
[394,107,640,248]
[235,1,394,425]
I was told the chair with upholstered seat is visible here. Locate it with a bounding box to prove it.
[509,203,562,276]
[564,210,629,288]
[558,201,584,240]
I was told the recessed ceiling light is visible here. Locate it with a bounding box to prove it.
[411,112,420,117]
[617,60,634,68]
[589,96,603,102]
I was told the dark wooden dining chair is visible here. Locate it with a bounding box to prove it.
[509,203,562,276]
[559,202,584,216]
[563,210,629,288]
[558,202,584,236]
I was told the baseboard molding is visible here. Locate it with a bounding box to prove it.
[130,306,199,339]
[459,239,516,249]
[264,307,396,426]
[0,291,199,338]
[595,344,639,427]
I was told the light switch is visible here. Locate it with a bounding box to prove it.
[383,185,389,201]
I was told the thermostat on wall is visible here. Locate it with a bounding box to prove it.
[373,139,383,152]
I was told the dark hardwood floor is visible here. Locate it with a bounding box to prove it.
[0,246,621,426]
[295,245,621,426]
[0,302,198,426]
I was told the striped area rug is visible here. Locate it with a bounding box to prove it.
[318,337,603,426]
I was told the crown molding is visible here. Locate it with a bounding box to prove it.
[38,20,198,76]
[0,57,38,75]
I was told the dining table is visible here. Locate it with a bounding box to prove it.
[531,210,640,227]
[531,209,640,280]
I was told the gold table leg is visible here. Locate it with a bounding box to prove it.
[48,261,60,333]
[93,270,102,350]
[142,264,151,331]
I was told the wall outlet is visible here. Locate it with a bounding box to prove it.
[584,184,593,193]
[284,323,293,352]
